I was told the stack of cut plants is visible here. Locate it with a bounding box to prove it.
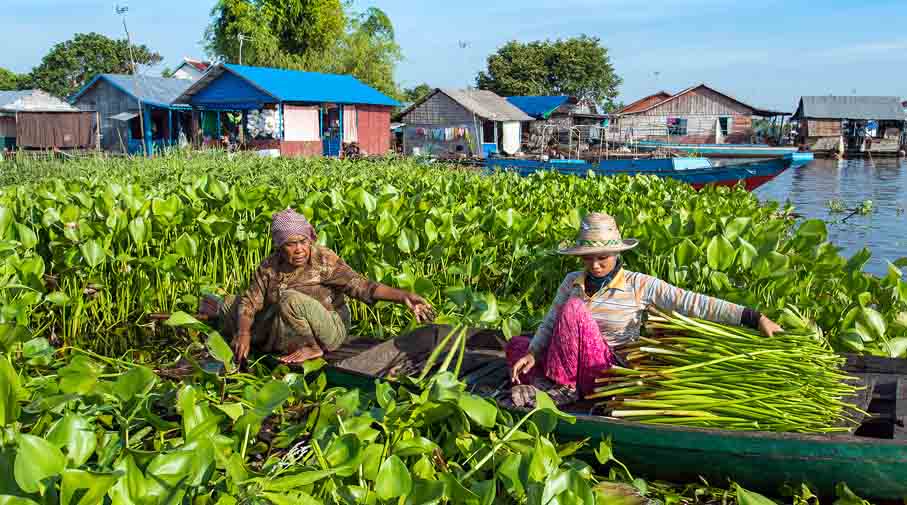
[590,310,866,433]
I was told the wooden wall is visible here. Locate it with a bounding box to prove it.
[803,119,841,138]
[0,116,15,138]
[616,87,756,144]
[356,105,391,155]
[73,79,140,152]
[400,92,474,124]
[280,141,322,157]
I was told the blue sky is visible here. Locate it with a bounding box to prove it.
[4,0,907,111]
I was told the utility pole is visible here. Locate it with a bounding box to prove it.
[116,4,146,156]
[458,40,470,89]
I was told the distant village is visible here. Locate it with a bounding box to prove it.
[2,56,906,161]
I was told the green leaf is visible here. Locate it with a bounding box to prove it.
[838,331,865,352]
[0,206,13,238]
[833,483,871,505]
[846,247,872,273]
[424,219,438,244]
[173,233,198,258]
[127,217,148,247]
[0,497,40,505]
[58,355,101,395]
[457,393,497,428]
[79,239,106,268]
[859,307,886,341]
[112,366,157,402]
[15,224,37,249]
[213,403,244,421]
[14,434,66,493]
[260,491,322,505]
[45,291,70,307]
[0,356,20,426]
[496,454,525,500]
[375,455,412,500]
[324,433,362,475]
[724,217,751,241]
[735,483,779,505]
[263,470,338,491]
[737,237,758,269]
[397,227,420,254]
[534,390,575,422]
[674,238,699,266]
[393,436,439,457]
[885,337,907,358]
[405,479,445,505]
[60,469,121,505]
[592,482,647,505]
[795,219,827,241]
[706,234,736,271]
[46,414,97,467]
[206,331,237,374]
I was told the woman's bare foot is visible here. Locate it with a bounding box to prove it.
[279,344,324,364]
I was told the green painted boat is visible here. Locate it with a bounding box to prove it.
[322,326,907,501]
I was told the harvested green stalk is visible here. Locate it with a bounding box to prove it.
[592,309,865,433]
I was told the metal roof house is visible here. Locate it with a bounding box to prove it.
[174,64,400,157]
[71,74,193,155]
[792,96,906,156]
[395,88,532,158]
[505,95,609,155]
[1,90,96,152]
[614,84,784,144]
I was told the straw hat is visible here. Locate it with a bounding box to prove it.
[558,212,639,256]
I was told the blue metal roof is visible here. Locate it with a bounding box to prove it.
[183,64,399,107]
[506,96,571,119]
[70,74,193,109]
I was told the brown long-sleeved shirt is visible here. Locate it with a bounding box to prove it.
[236,245,379,329]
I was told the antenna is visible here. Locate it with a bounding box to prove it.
[237,33,253,65]
[458,41,470,89]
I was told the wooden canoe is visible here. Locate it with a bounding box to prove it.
[321,326,907,501]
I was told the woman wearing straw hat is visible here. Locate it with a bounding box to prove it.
[507,212,782,407]
[201,208,435,365]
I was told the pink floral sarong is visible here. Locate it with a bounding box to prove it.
[506,297,613,396]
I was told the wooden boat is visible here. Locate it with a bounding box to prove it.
[322,326,907,501]
[634,140,801,159]
[485,153,813,192]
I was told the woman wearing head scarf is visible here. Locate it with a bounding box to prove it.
[208,208,434,365]
[507,212,782,407]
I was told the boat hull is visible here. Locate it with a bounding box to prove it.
[635,141,801,158]
[324,365,907,500]
[485,153,813,192]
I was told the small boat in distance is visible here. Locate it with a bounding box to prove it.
[634,140,801,158]
[485,152,813,191]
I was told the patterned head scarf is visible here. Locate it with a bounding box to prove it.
[271,208,317,249]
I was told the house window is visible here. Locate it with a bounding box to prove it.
[667,117,688,136]
[719,117,731,136]
[482,121,496,143]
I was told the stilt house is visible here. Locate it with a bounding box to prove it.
[0,90,96,152]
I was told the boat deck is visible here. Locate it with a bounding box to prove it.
[325,326,904,440]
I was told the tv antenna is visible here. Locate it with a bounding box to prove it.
[237,33,253,65]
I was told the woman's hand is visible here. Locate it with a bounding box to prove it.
[231,332,251,363]
[759,315,783,337]
[403,293,436,323]
[511,352,536,384]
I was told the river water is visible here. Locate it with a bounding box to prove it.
[751,157,907,277]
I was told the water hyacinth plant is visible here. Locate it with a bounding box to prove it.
[1,152,905,358]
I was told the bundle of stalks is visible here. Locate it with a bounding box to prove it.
[590,310,865,433]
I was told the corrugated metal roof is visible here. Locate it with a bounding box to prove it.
[439,89,533,121]
[175,64,399,107]
[0,90,79,112]
[794,96,906,120]
[506,95,571,119]
[70,74,193,108]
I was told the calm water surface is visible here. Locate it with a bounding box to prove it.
[752,158,907,277]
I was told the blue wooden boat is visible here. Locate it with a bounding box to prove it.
[635,140,800,158]
[486,153,813,191]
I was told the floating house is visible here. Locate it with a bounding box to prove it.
[792,96,906,156]
[71,74,194,155]
[613,84,783,144]
[506,95,609,154]
[174,64,399,157]
[171,57,211,81]
[396,88,532,158]
[0,90,96,152]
